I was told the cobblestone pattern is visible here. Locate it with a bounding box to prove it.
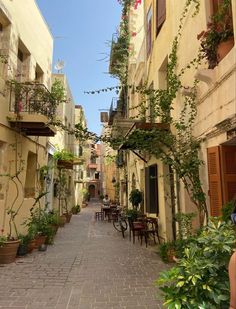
[0,200,168,309]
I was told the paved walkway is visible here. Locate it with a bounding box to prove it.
[0,200,168,309]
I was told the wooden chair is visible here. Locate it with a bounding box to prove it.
[94,211,104,221]
[127,217,145,244]
[145,217,161,245]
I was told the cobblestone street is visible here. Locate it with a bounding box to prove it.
[0,200,168,309]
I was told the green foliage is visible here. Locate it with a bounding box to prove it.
[53,149,75,161]
[50,78,66,104]
[82,188,90,202]
[0,235,8,247]
[221,200,235,222]
[109,0,133,83]
[157,219,236,308]
[197,0,233,68]
[71,204,81,214]
[175,212,196,239]
[18,233,33,245]
[159,238,194,263]
[106,0,208,225]
[7,79,66,120]
[129,189,143,207]
[125,208,140,220]
[24,208,55,238]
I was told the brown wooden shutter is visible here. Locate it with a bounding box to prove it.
[145,167,150,212]
[220,146,236,203]
[211,0,226,15]
[146,6,152,56]
[207,146,223,216]
[156,0,166,35]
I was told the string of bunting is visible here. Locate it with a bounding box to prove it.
[84,84,135,95]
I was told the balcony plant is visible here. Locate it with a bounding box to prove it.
[197,0,234,68]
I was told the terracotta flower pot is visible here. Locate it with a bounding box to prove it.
[217,37,234,62]
[27,239,36,253]
[35,235,46,248]
[0,240,20,264]
[58,215,67,227]
[64,212,72,223]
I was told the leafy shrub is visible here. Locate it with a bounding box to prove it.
[71,204,81,214]
[157,219,236,308]
[175,212,196,239]
[221,200,235,222]
[159,238,196,263]
[125,208,141,221]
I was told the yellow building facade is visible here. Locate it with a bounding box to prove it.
[110,0,236,240]
[0,0,54,236]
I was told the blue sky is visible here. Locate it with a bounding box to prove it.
[36,0,121,135]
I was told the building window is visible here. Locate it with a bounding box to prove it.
[156,0,166,36]
[25,152,36,198]
[146,5,152,57]
[145,164,159,214]
[17,49,24,62]
[90,155,97,164]
[35,63,44,83]
[17,40,30,82]
[95,172,99,180]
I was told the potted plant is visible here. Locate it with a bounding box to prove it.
[0,235,20,264]
[17,234,32,256]
[197,0,234,69]
[129,189,143,209]
[125,208,140,221]
[24,208,53,249]
[82,188,90,207]
[71,204,81,214]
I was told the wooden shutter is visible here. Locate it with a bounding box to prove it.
[145,167,150,212]
[207,146,223,216]
[156,0,166,35]
[220,146,236,203]
[146,6,152,56]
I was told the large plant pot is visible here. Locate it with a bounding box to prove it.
[17,244,28,256]
[217,37,234,62]
[64,212,72,223]
[0,240,20,264]
[49,224,58,234]
[35,235,46,248]
[27,239,36,253]
[82,202,88,208]
[58,215,67,227]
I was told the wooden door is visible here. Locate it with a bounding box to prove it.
[207,146,223,216]
[207,145,236,216]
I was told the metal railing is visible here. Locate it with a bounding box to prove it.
[9,81,57,119]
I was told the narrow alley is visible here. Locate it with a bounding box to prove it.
[0,200,167,309]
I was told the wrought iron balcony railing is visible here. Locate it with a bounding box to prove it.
[8,81,57,120]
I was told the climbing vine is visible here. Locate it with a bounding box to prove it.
[101,0,209,226]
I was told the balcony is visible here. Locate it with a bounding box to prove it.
[57,158,84,170]
[7,81,57,136]
[88,163,97,169]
